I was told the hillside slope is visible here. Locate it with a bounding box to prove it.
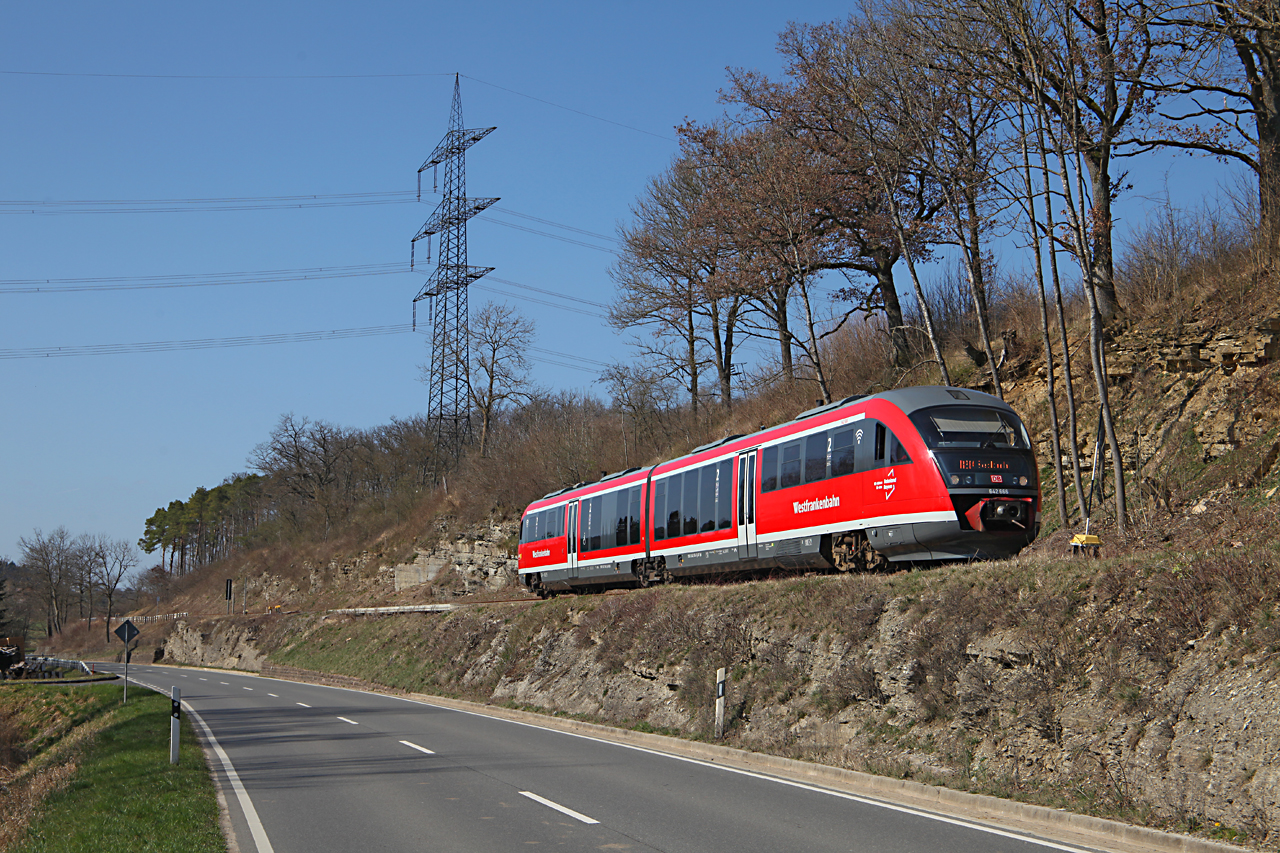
[59,268,1280,848]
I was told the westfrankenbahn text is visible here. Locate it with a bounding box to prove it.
[793,495,841,514]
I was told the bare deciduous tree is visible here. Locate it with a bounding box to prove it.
[458,301,536,457]
[611,157,744,411]
[86,534,138,642]
[18,527,76,636]
[250,414,356,537]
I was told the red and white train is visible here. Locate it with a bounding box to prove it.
[518,386,1040,597]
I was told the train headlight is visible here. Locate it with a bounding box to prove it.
[1019,476,1029,486]
[950,474,960,485]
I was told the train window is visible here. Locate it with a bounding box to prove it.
[718,459,733,529]
[875,423,887,461]
[890,435,912,464]
[780,441,802,489]
[629,487,642,545]
[761,446,779,492]
[587,495,603,552]
[600,492,617,551]
[613,489,628,548]
[831,428,856,477]
[805,432,829,484]
[699,463,717,532]
[738,457,747,521]
[667,473,683,540]
[653,479,667,540]
[533,511,546,542]
[520,515,529,544]
[908,405,1032,449]
[683,469,700,535]
[854,420,880,473]
[552,506,563,538]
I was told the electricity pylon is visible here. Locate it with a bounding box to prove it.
[411,74,497,468]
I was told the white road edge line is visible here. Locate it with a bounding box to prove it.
[416,700,1096,853]
[337,716,358,725]
[518,791,599,824]
[399,740,435,754]
[184,700,276,853]
[242,673,1095,853]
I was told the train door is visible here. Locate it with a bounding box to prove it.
[566,501,579,579]
[736,451,757,559]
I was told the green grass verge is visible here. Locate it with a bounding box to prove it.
[9,685,226,853]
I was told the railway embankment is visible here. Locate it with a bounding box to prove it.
[76,285,1280,848]
[155,533,1280,848]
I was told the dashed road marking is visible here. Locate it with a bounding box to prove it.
[296,702,310,708]
[400,740,435,754]
[337,716,358,725]
[519,791,599,824]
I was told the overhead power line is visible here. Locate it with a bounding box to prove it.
[488,275,609,310]
[0,69,674,142]
[0,324,413,359]
[0,262,405,294]
[0,70,455,80]
[0,191,619,253]
[0,191,418,214]
[476,215,615,253]
[0,262,613,318]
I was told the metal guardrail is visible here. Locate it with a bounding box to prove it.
[24,656,92,677]
[328,604,454,615]
[108,612,189,624]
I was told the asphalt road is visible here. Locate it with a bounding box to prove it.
[100,662,1106,853]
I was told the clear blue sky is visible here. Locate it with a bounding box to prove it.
[0,1,1242,564]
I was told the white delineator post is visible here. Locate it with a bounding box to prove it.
[170,686,181,765]
[715,667,726,739]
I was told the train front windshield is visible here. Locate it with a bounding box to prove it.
[909,406,1031,450]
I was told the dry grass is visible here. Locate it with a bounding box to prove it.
[0,686,120,848]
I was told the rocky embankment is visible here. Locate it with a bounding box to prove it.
[151,306,1280,847]
[161,543,1280,847]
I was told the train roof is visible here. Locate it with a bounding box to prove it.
[522,385,1019,513]
[870,385,1014,416]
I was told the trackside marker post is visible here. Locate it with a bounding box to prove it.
[715,667,726,739]
[170,686,181,764]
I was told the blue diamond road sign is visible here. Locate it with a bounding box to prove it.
[114,619,139,644]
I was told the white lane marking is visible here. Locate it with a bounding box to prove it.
[296,702,310,708]
[246,673,1091,853]
[400,740,435,754]
[337,716,358,725]
[179,674,188,677]
[184,700,277,853]
[199,678,207,681]
[220,682,229,685]
[267,693,279,698]
[243,687,253,691]
[519,791,599,824]
[413,700,1095,853]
